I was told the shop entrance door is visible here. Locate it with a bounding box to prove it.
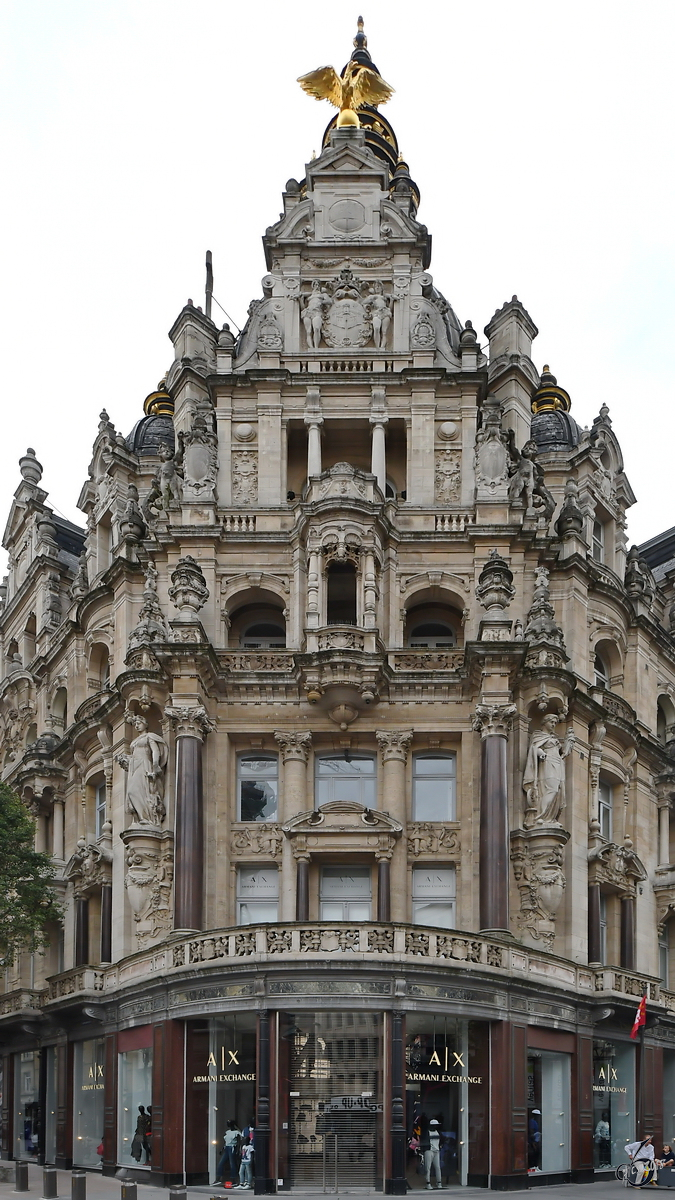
[284,1012,383,1192]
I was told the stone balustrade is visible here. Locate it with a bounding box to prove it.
[222,514,256,533]
[0,988,44,1018]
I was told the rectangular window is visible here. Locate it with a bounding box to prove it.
[238,755,278,822]
[73,1038,105,1167]
[599,781,612,841]
[14,1050,40,1161]
[661,939,669,989]
[236,865,279,925]
[599,894,607,966]
[117,1047,152,1168]
[412,753,456,821]
[320,866,372,921]
[592,520,605,562]
[412,866,456,930]
[315,753,376,808]
[95,783,106,840]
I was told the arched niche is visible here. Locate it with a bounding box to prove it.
[403,590,464,649]
[88,642,111,692]
[227,588,287,649]
[592,637,623,692]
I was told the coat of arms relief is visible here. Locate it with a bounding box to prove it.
[301,267,392,350]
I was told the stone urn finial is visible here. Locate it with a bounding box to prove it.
[168,554,209,619]
[476,549,515,615]
[20,448,43,486]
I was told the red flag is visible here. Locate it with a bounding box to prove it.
[630,994,647,1039]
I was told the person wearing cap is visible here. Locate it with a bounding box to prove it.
[419,1118,444,1190]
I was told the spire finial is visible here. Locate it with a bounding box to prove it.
[354,16,367,51]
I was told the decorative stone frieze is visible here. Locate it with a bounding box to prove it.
[407,824,460,857]
[230,825,283,858]
[510,826,570,950]
[231,451,258,504]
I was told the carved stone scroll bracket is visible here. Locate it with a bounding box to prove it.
[510,826,570,951]
[472,703,516,739]
[165,704,215,742]
[121,827,174,951]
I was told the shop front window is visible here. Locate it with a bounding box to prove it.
[664,1050,675,1145]
[118,1045,153,1168]
[73,1038,105,1167]
[527,1051,571,1174]
[593,1039,635,1169]
[14,1050,40,1161]
[44,1048,57,1165]
[186,1014,257,1186]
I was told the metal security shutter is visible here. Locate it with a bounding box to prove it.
[287,1011,383,1192]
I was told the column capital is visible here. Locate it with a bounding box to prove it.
[304,413,324,429]
[274,730,312,763]
[375,729,413,762]
[165,704,215,741]
[472,703,517,739]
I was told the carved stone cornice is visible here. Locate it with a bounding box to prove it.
[472,703,517,739]
[375,729,413,762]
[588,838,647,896]
[165,704,214,741]
[283,800,402,860]
[274,730,312,763]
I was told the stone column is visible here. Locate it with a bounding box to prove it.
[377,856,391,923]
[473,704,516,935]
[305,415,323,478]
[588,883,602,965]
[100,884,112,963]
[375,731,413,923]
[275,732,312,922]
[52,798,64,860]
[388,1010,407,1195]
[254,1010,273,1194]
[370,413,388,495]
[166,704,214,932]
[659,800,671,867]
[74,897,89,966]
[34,811,47,854]
[621,896,635,971]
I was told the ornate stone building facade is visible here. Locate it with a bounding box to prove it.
[2,22,675,1193]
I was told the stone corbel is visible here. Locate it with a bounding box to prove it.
[510,826,570,950]
[121,827,174,950]
[165,703,215,741]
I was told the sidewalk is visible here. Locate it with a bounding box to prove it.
[0,1162,635,1200]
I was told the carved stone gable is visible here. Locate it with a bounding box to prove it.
[283,800,402,860]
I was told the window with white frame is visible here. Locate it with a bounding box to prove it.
[412,753,456,821]
[236,865,279,925]
[95,782,107,839]
[599,894,607,965]
[598,780,613,842]
[315,752,376,808]
[320,866,372,921]
[412,866,456,930]
[592,520,605,563]
[237,755,278,822]
[594,653,610,688]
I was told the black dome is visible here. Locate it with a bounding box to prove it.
[126,413,175,456]
[530,409,581,453]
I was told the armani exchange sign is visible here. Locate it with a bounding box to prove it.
[407,1046,482,1085]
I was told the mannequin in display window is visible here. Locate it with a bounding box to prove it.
[130,1106,151,1164]
[420,1118,444,1189]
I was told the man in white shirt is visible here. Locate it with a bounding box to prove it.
[625,1135,655,1163]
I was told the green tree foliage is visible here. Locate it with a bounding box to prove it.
[0,781,62,966]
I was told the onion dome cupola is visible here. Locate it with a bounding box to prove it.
[530,365,581,452]
[126,381,175,456]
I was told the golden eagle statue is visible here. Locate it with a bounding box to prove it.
[298,26,394,129]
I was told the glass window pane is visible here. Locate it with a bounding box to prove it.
[237,866,279,898]
[321,867,371,899]
[320,902,344,921]
[14,1051,40,1161]
[346,901,372,921]
[413,779,453,821]
[412,867,456,899]
[412,900,455,930]
[239,757,277,777]
[73,1038,105,1167]
[238,901,279,925]
[118,1047,152,1167]
[240,778,277,821]
[317,755,375,776]
[414,755,456,776]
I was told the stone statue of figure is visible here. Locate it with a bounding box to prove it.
[302,281,331,350]
[522,713,574,824]
[507,438,556,519]
[157,443,182,508]
[116,714,168,827]
[367,282,391,348]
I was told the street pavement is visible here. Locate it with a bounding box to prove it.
[0,1161,646,1200]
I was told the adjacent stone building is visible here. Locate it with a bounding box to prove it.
[2,21,675,1192]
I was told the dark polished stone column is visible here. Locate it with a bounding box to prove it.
[377,858,391,923]
[296,858,309,921]
[475,704,516,935]
[167,705,213,932]
[255,1010,274,1194]
[74,898,89,966]
[588,884,602,965]
[100,884,112,963]
[621,895,636,970]
[386,1011,407,1195]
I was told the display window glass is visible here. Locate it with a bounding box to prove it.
[236,865,279,924]
[315,753,376,808]
[238,755,278,822]
[44,1047,57,1165]
[14,1051,40,1161]
[664,1049,675,1145]
[118,1047,153,1168]
[592,1038,635,1169]
[320,866,372,921]
[412,754,456,821]
[73,1038,105,1167]
[186,1014,257,1186]
[411,867,456,929]
[526,1051,571,1174]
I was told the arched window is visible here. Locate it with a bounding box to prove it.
[240,622,286,649]
[592,520,605,563]
[594,653,610,688]
[229,599,286,650]
[657,696,675,747]
[408,622,456,649]
[326,562,357,626]
[598,780,613,841]
[88,644,110,692]
[404,602,462,648]
[51,687,68,733]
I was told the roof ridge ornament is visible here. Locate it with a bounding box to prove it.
[297,19,394,129]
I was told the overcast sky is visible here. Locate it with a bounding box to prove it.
[1,0,673,566]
